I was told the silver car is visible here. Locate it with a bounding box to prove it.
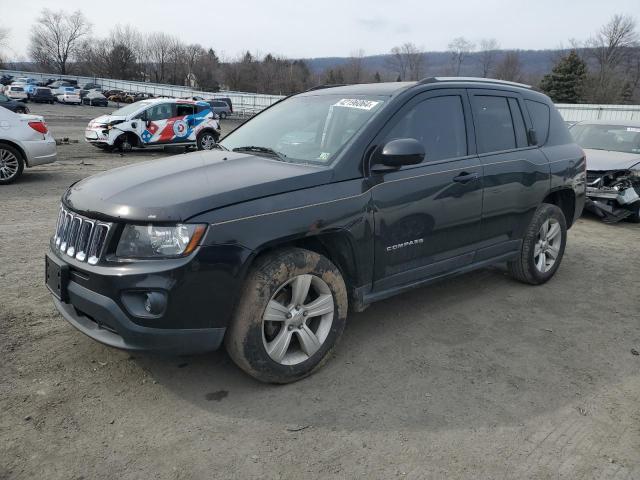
[0,106,57,184]
[207,100,232,119]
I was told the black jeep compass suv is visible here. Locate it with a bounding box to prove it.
[46,78,585,383]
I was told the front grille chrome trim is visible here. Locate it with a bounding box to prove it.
[53,205,112,265]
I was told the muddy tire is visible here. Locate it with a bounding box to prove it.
[225,248,348,384]
[508,203,567,285]
[627,204,640,223]
[115,134,134,153]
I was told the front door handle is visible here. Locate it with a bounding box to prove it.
[453,172,479,184]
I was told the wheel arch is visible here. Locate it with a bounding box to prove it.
[543,188,576,228]
[0,139,28,166]
[246,230,362,301]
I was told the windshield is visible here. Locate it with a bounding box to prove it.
[571,123,640,154]
[111,101,153,117]
[220,94,386,164]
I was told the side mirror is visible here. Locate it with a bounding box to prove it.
[527,128,538,146]
[373,138,425,169]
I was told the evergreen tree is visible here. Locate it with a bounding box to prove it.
[540,50,587,103]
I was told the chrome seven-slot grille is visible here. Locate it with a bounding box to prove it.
[54,205,112,265]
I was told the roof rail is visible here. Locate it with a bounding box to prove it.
[418,77,531,89]
[305,84,346,92]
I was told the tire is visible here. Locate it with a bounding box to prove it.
[220,112,227,120]
[115,134,134,153]
[508,203,567,285]
[196,131,218,150]
[0,143,25,185]
[627,204,640,223]
[14,107,26,114]
[225,248,348,384]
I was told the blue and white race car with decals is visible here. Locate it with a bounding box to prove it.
[85,98,221,151]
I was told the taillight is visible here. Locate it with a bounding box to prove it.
[29,121,48,134]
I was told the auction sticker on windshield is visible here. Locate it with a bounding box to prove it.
[333,99,381,110]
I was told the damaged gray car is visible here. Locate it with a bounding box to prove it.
[571,120,640,223]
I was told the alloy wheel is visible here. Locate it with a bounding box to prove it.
[0,148,20,181]
[534,218,561,273]
[200,134,216,150]
[262,274,335,365]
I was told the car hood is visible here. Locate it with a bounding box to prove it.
[584,148,640,172]
[88,114,127,126]
[62,150,333,222]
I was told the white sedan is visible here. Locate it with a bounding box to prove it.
[0,107,57,184]
[56,89,81,105]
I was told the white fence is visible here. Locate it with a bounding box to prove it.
[555,103,640,122]
[0,68,285,116]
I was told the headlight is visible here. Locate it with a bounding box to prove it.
[116,224,207,259]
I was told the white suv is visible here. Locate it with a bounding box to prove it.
[85,98,221,151]
[0,107,57,184]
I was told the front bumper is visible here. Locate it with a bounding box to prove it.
[53,280,225,353]
[46,240,253,354]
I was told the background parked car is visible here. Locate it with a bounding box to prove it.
[82,91,108,107]
[0,94,29,114]
[103,89,125,98]
[214,96,233,113]
[56,88,81,105]
[81,83,102,91]
[48,80,75,91]
[5,85,28,101]
[207,99,232,119]
[31,88,56,104]
[0,75,13,86]
[0,106,57,184]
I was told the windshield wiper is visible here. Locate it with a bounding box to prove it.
[232,146,286,160]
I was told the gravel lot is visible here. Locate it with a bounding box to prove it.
[1,102,639,480]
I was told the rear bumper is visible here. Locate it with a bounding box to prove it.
[54,280,226,354]
[24,137,57,166]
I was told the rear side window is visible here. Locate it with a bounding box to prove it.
[385,95,467,162]
[176,104,195,116]
[472,96,516,153]
[525,100,550,145]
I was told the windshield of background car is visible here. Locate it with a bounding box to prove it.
[571,123,640,154]
[220,94,386,164]
[110,101,153,117]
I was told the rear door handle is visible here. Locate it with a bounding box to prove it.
[453,172,479,184]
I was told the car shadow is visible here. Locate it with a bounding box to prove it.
[134,262,628,433]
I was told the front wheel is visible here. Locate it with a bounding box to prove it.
[508,203,567,285]
[196,131,218,150]
[0,144,25,184]
[225,248,348,384]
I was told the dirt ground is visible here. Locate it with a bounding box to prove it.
[1,103,639,480]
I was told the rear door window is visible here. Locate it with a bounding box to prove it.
[508,98,528,147]
[471,95,516,153]
[525,100,550,145]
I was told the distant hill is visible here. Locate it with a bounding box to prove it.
[304,49,575,81]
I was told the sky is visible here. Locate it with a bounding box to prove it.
[1,0,638,61]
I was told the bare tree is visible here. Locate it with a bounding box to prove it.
[586,14,638,102]
[0,27,8,66]
[494,51,523,82]
[448,37,475,76]
[28,9,91,74]
[386,43,425,81]
[343,49,366,84]
[478,38,499,77]
[146,32,173,83]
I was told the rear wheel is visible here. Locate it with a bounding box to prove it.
[14,107,26,114]
[0,144,25,185]
[627,204,640,223]
[225,248,348,384]
[508,203,567,285]
[196,131,218,150]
